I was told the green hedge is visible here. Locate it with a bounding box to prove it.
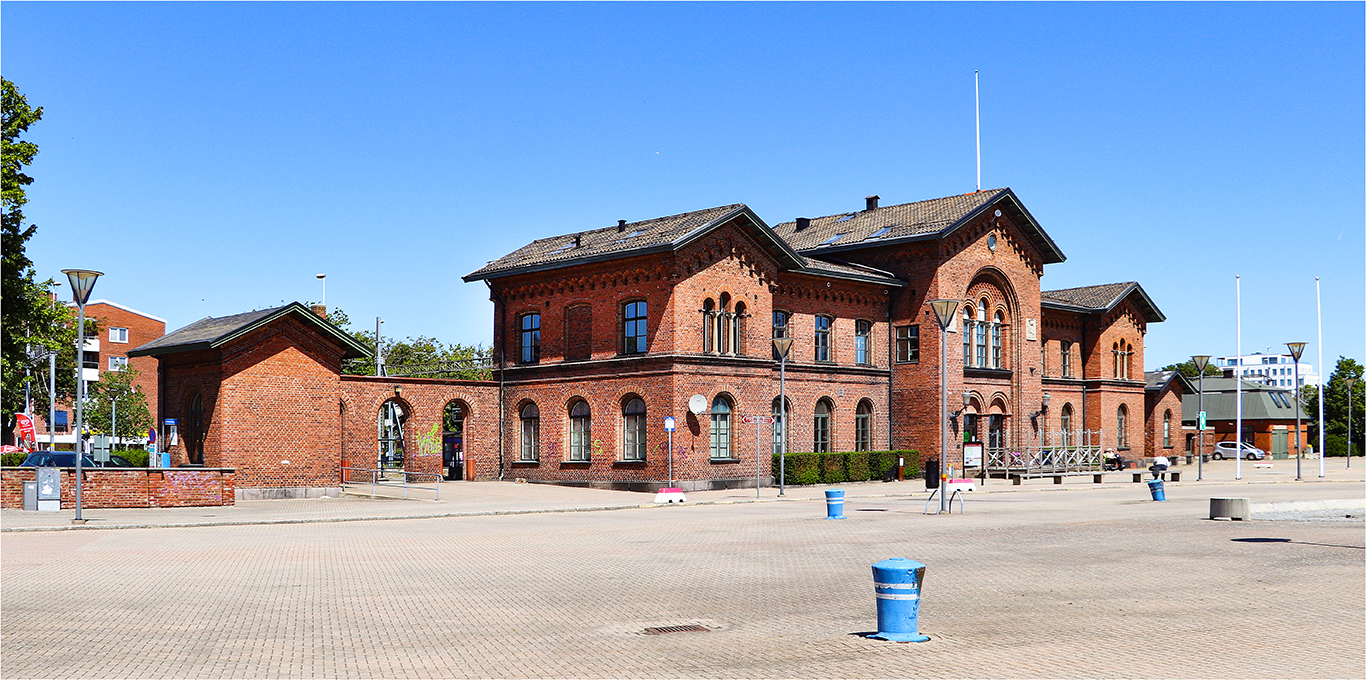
[119,449,151,467]
[772,450,919,486]
[1324,435,1361,458]
[2,452,26,466]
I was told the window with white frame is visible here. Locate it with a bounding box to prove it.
[569,400,591,461]
[855,320,871,366]
[519,403,540,461]
[709,396,732,459]
[1116,404,1129,449]
[622,398,646,461]
[1060,341,1073,377]
[975,300,988,367]
[1163,410,1172,448]
[108,356,128,371]
[109,327,129,343]
[814,315,832,362]
[813,399,832,453]
[855,400,873,452]
[991,311,1004,368]
[895,325,919,363]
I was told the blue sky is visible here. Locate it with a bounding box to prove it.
[5,2,1363,372]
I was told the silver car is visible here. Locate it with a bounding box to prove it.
[1212,442,1267,460]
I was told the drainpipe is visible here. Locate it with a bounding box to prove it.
[1080,316,1088,447]
[886,289,894,451]
[486,280,506,481]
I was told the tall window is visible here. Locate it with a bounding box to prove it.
[378,399,407,469]
[1116,404,1129,448]
[1113,340,1133,379]
[814,315,832,362]
[710,396,732,459]
[732,302,747,355]
[991,311,1003,368]
[813,399,832,453]
[718,293,732,355]
[1162,410,1172,448]
[519,313,541,364]
[855,320,871,365]
[1060,403,1073,448]
[975,300,988,367]
[443,400,466,478]
[772,310,789,360]
[855,400,873,452]
[895,325,919,363]
[962,307,972,365]
[1060,341,1073,377]
[1041,340,1049,376]
[622,398,646,461]
[702,299,716,354]
[623,301,648,354]
[519,403,540,461]
[988,414,1005,449]
[569,400,591,461]
[772,397,790,456]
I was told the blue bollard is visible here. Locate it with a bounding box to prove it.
[870,558,930,642]
[1147,479,1166,501]
[825,488,846,519]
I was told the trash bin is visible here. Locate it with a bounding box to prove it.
[22,481,37,511]
[870,558,930,642]
[1147,479,1166,502]
[825,488,846,519]
[925,459,940,490]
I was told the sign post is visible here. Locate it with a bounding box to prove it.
[663,416,676,488]
[742,415,775,498]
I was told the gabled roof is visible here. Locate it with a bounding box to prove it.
[1144,370,1193,395]
[128,302,371,359]
[78,299,167,324]
[769,188,1066,265]
[792,257,905,287]
[1179,377,1300,423]
[463,204,807,282]
[1041,282,1166,323]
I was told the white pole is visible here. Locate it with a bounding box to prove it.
[1236,275,1242,480]
[975,70,981,192]
[1316,277,1325,477]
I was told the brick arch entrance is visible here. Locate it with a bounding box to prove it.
[443,399,471,480]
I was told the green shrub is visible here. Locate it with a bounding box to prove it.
[820,454,847,484]
[772,450,921,485]
[1324,434,1361,458]
[846,452,870,481]
[119,449,150,467]
[2,452,26,466]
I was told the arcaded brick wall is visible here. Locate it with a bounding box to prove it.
[0,468,235,508]
[339,377,499,480]
[160,349,222,468]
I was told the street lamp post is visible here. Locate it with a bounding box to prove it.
[929,299,961,515]
[1286,342,1307,481]
[772,336,793,496]
[1346,378,1357,469]
[1192,355,1211,481]
[62,269,102,525]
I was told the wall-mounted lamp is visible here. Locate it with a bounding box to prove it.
[951,390,972,418]
[1030,392,1052,419]
[394,385,403,398]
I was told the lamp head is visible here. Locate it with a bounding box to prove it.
[961,390,972,407]
[1285,342,1307,362]
[771,336,793,360]
[928,299,960,331]
[61,269,103,305]
[1041,392,1051,410]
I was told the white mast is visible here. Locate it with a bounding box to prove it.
[1317,277,1325,477]
[1236,275,1242,480]
[975,70,981,192]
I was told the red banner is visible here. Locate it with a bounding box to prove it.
[14,413,36,443]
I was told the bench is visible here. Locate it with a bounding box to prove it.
[1132,470,1181,483]
[1005,471,1112,486]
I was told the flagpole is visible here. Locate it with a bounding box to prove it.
[1236,275,1242,481]
[1317,277,1325,477]
[975,70,981,192]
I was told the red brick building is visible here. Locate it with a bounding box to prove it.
[30,300,165,447]
[135,188,1168,494]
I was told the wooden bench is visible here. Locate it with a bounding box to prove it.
[1132,470,1182,483]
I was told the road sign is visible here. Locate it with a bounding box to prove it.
[1198,411,1207,431]
[741,415,775,425]
[664,416,676,432]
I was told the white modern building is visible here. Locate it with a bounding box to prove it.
[1216,349,1321,389]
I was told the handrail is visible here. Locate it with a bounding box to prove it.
[341,467,442,500]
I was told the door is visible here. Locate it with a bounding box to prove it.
[1271,430,1287,457]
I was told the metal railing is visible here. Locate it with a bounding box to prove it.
[341,467,442,500]
[982,429,1105,477]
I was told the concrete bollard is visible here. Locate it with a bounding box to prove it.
[1147,479,1166,502]
[825,488,846,519]
[870,558,930,642]
[1210,497,1251,520]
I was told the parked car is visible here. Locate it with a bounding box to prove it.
[19,451,99,468]
[1212,442,1267,460]
[100,455,136,468]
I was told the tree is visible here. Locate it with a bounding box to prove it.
[320,306,492,380]
[1301,357,1364,455]
[84,366,155,445]
[1160,359,1223,379]
[2,78,88,441]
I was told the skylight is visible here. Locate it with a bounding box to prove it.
[835,214,856,223]
[614,230,645,244]
[819,233,849,246]
[869,227,893,238]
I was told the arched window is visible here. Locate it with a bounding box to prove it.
[1060,341,1073,377]
[718,293,732,355]
[519,313,541,364]
[519,402,540,461]
[991,310,1004,369]
[1113,342,1121,377]
[771,397,791,456]
[1116,404,1129,448]
[710,396,732,459]
[855,320,871,366]
[733,302,747,356]
[622,301,647,354]
[378,399,408,469]
[1060,403,1073,448]
[569,400,591,461]
[813,399,832,453]
[622,398,646,461]
[855,400,873,452]
[814,315,832,362]
[772,310,789,360]
[1162,409,1172,448]
[702,299,716,354]
[975,299,988,367]
[962,306,973,366]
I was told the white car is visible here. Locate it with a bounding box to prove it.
[1212,442,1267,460]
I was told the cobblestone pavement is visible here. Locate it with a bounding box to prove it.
[2,468,1363,678]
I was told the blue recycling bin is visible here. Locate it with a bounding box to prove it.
[1147,479,1166,501]
[871,558,930,642]
[825,488,846,519]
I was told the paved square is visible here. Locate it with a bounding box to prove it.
[3,475,1363,678]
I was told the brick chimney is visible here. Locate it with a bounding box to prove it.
[310,304,327,319]
[795,217,811,232]
[865,195,880,211]
[618,220,627,232]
